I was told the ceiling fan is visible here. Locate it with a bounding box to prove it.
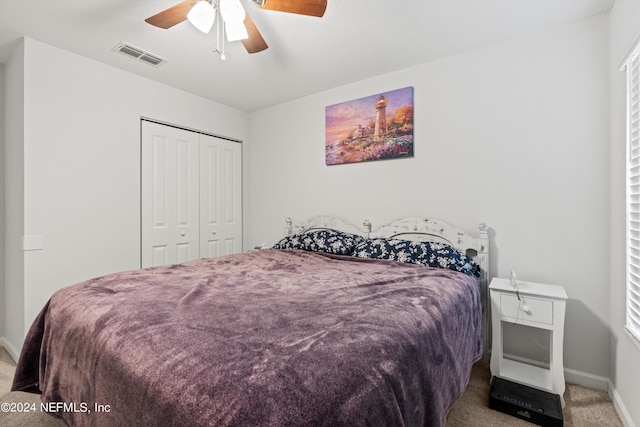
[145,0,327,55]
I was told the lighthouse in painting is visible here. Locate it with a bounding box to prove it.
[373,95,388,141]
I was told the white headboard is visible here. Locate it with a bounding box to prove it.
[371,217,488,282]
[284,216,488,281]
[285,215,371,238]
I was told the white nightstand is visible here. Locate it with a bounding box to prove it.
[489,277,568,402]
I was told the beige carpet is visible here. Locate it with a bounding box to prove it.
[0,347,623,426]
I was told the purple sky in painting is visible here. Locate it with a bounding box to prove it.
[325,86,413,145]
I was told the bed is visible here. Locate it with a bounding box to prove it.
[12,216,489,427]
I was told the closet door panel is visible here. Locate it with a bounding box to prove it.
[200,135,242,257]
[200,141,220,257]
[142,122,199,268]
[222,142,242,253]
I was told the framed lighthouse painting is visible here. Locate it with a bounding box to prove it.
[325,86,414,165]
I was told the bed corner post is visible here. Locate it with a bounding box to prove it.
[478,223,489,279]
[478,223,490,360]
[363,220,372,238]
[285,217,293,236]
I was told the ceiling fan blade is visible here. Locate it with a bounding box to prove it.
[252,0,327,17]
[242,12,269,54]
[145,1,196,29]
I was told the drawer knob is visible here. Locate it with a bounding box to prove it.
[522,305,532,315]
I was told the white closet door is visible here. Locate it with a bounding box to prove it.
[200,135,242,257]
[141,122,200,268]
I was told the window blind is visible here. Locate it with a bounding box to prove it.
[626,47,640,342]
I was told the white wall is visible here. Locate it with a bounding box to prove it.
[0,62,5,345]
[247,15,611,382]
[609,1,640,425]
[3,41,25,359]
[2,37,248,357]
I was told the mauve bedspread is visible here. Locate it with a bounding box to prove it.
[12,249,482,427]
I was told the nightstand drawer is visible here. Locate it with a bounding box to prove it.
[500,294,553,325]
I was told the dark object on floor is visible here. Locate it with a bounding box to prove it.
[489,376,563,427]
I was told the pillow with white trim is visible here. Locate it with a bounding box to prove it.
[272,229,365,255]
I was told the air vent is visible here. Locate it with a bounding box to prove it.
[112,42,168,67]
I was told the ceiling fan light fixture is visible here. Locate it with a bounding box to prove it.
[220,0,249,41]
[187,1,216,33]
[225,22,249,41]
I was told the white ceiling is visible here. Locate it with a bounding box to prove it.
[0,0,614,112]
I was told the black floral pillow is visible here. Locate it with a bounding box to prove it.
[352,238,481,277]
[272,229,365,255]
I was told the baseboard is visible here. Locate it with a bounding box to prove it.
[499,353,609,391]
[0,337,20,362]
[564,366,609,391]
[609,380,637,427]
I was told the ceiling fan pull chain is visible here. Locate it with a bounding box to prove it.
[212,3,226,60]
[221,20,226,60]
